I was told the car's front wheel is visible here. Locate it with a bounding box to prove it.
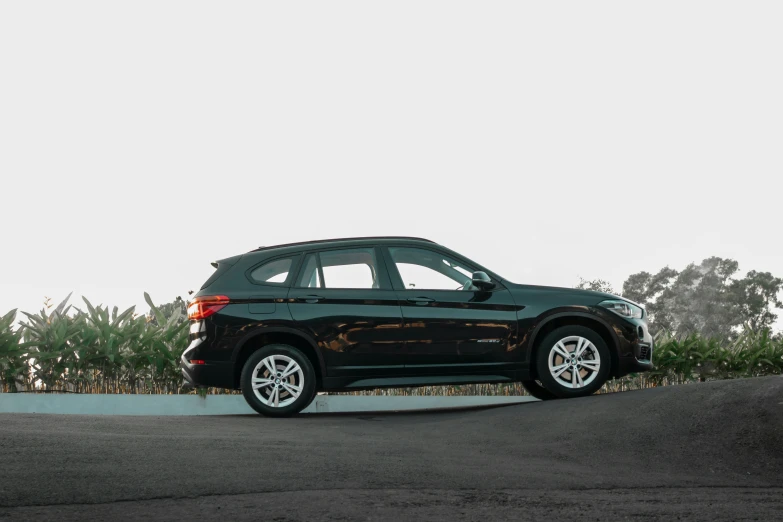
[520,379,559,400]
[534,325,611,399]
[240,344,317,417]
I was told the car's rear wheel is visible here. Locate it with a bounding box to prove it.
[520,379,558,400]
[240,344,317,417]
[534,325,611,399]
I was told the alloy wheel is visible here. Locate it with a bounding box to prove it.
[547,335,601,389]
[251,354,305,407]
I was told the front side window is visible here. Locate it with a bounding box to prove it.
[389,247,476,290]
[249,257,294,284]
[318,248,379,289]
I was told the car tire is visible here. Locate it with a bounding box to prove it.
[520,379,559,400]
[534,325,611,399]
[240,344,317,417]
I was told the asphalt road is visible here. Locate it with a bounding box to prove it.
[1,376,782,521]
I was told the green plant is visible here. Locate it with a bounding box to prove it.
[0,309,31,392]
[20,294,82,391]
[2,293,191,394]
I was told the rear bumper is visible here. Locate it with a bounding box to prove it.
[181,339,235,389]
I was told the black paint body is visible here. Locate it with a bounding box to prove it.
[181,237,653,391]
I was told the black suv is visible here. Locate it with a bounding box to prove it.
[182,236,653,416]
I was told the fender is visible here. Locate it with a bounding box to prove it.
[231,325,327,377]
[525,310,622,358]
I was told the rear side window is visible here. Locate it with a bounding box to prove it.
[320,248,379,289]
[295,248,379,289]
[249,257,294,285]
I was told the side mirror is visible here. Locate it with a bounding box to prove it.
[471,271,494,290]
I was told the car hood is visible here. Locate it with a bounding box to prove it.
[503,282,622,303]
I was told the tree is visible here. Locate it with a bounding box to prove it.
[576,277,616,294]
[728,270,783,331]
[622,257,782,338]
[621,267,678,304]
[658,257,739,338]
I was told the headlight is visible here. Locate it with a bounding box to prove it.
[599,300,643,319]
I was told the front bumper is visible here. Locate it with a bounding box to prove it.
[615,338,654,377]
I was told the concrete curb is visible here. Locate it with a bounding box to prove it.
[0,394,538,416]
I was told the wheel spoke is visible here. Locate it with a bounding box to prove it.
[574,338,585,357]
[576,338,591,357]
[575,370,584,387]
[581,360,600,371]
[281,361,301,379]
[263,356,277,375]
[252,378,274,390]
[571,369,577,387]
[271,386,279,407]
[552,362,570,378]
[258,389,270,405]
[553,342,570,358]
[281,382,301,398]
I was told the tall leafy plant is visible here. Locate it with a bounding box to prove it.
[0,309,30,392]
[20,294,82,391]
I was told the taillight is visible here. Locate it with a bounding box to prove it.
[187,295,230,320]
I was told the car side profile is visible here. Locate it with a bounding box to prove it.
[181,236,653,416]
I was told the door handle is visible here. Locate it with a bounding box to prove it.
[297,295,324,303]
[407,297,435,305]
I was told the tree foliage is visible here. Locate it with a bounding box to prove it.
[146,295,187,326]
[621,257,782,337]
[576,277,616,294]
[0,294,189,393]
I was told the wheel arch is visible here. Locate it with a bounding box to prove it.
[231,327,325,389]
[527,312,621,379]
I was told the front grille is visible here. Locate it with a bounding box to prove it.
[638,344,652,361]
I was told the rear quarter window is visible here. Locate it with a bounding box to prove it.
[248,256,296,285]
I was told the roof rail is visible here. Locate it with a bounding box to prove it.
[251,236,435,252]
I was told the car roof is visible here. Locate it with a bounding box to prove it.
[238,236,507,283]
[250,236,437,253]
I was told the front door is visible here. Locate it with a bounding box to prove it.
[287,246,406,377]
[382,246,519,374]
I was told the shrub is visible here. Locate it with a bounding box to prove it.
[1,294,189,394]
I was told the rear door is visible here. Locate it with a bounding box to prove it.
[382,246,519,373]
[287,246,406,377]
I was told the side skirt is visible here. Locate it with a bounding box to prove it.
[321,370,531,392]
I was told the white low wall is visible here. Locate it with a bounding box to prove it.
[0,393,537,416]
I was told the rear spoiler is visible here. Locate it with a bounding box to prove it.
[201,255,243,290]
[212,254,243,268]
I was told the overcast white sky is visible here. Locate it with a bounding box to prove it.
[1,1,781,328]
